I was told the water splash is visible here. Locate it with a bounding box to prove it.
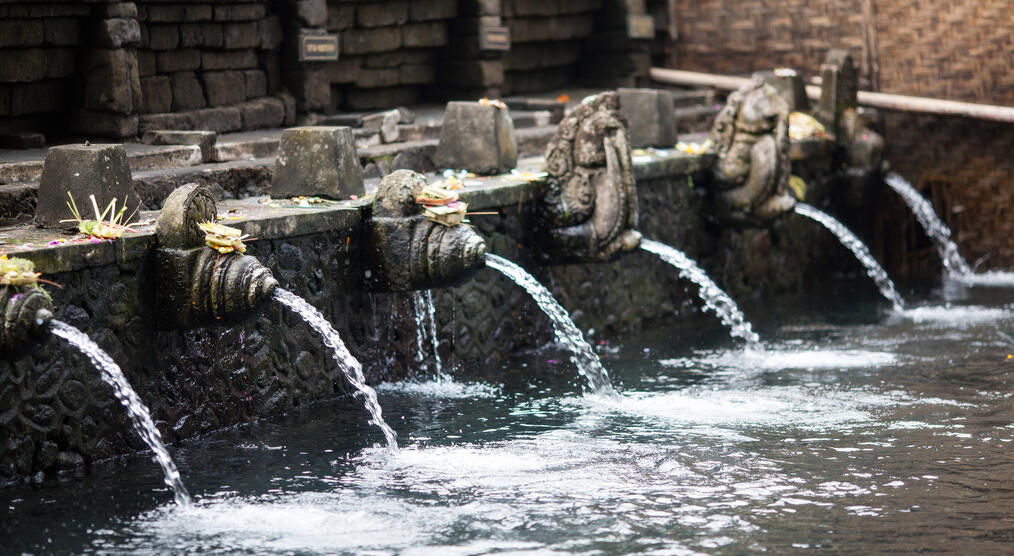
[485,254,617,397]
[273,289,398,452]
[795,203,905,312]
[640,238,760,346]
[49,320,191,506]
[884,172,972,277]
[411,292,427,365]
[422,290,445,379]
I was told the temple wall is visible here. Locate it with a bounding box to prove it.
[0,149,864,484]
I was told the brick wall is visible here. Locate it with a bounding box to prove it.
[134,0,290,134]
[656,0,1014,271]
[319,0,456,110]
[0,3,90,137]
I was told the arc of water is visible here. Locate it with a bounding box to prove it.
[485,254,617,397]
[794,203,905,312]
[884,172,972,277]
[423,290,445,380]
[49,320,191,506]
[272,289,399,452]
[640,239,761,346]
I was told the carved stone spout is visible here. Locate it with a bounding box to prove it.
[365,170,487,292]
[155,183,278,328]
[539,91,641,262]
[710,77,796,224]
[0,286,53,352]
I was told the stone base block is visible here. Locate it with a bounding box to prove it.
[434,101,517,175]
[617,88,677,148]
[34,143,141,228]
[271,126,364,199]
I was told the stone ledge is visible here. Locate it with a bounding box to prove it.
[0,149,711,275]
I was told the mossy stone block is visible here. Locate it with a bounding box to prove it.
[434,101,517,175]
[271,126,364,200]
[34,144,140,228]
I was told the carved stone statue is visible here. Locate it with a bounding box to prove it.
[710,77,796,223]
[540,92,641,261]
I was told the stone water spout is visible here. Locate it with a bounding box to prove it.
[0,259,54,352]
[710,76,797,224]
[365,169,487,292]
[155,183,278,328]
[540,91,641,262]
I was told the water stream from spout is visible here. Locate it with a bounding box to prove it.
[413,290,445,380]
[49,320,191,506]
[640,239,761,346]
[884,172,972,277]
[795,203,905,312]
[272,289,398,452]
[485,254,617,397]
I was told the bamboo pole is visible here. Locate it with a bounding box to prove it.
[649,67,1014,124]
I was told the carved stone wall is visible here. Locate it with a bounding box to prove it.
[1,165,863,484]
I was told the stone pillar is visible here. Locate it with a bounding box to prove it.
[580,0,654,87]
[814,49,858,133]
[280,0,331,113]
[72,3,143,138]
[617,88,677,148]
[438,0,506,99]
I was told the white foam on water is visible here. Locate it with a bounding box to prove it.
[660,348,898,372]
[103,492,435,554]
[572,386,886,432]
[954,271,1014,287]
[901,305,1011,324]
[376,378,499,399]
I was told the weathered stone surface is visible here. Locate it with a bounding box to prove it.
[754,70,809,113]
[402,22,447,48]
[202,49,257,70]
[326,4,356,30]
[0,132,45,150]
[243,70,268,98]
[617,88,677,148]
[71,111,138,138]
[435,101,517,175]
[0,20,43,48]
[366,169,486,291]
[342,27,401,55]
[200,70,246,107]
[10,81,62,116]
[96,17,142,48]
[139,76,172,114]
[295,0,327,27]
[411,0,457,21]
[147,24,179,50]
[711,77,795,224]
[541,91,641,261]
[142,130,216,162]
[139,112,194,133]
[84,49,142,114]
[214,4,266,21]
[239,97,285,130]
[190,106,243,132]
[439,60,503,88]
[356,67,399,89]
[271,126,364,199]
[34,144,142,228]
[44,49,76,79]
[399,64,434,85]
[260,16,282,50]
[362,110,400,143]
[0,50,46,83]
[815,49,858,133]
[170,72,206,111]
[156,48,201,73]
[358,1,408,27]
[104,3,137,19]
[223,22,260,49]
[137,50,155,76]
[287,68,330,110]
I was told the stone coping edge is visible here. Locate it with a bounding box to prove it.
[0,149,711,275]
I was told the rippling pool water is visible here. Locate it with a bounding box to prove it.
[4,287,1014,554]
